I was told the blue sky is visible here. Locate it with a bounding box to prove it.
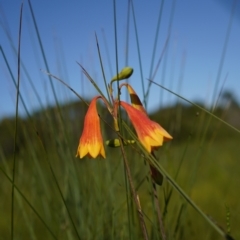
[0,0,240,119]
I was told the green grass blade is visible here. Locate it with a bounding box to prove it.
[149,80,240,135]
[27,0,59,106]
[11,4,23,239]
[95,33,111,103]
[0,165,58,240]
[210,1,237,110]
[121,121,229,239]
[129,0,145,106]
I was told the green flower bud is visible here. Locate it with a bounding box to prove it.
[106,139,135,148]
[111,67,134,81]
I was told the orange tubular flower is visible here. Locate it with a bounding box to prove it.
[120,101,172,153]
[76,96,106,159]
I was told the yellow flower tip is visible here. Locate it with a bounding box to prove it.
[88,142,106,158]
[141,135,164,153]
[155,124,173,141]
[76,96,106,159]
[76,140,106,159]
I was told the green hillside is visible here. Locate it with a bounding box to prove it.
[0,99,239,239]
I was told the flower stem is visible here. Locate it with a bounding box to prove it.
[152,182,166,240]
[118,137,149,240]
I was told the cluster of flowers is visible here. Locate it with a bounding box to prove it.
[76,67,172,184]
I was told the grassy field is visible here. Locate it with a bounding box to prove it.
[0,101,239,239]
[1,1,240,239]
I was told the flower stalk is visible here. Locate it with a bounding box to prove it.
[76,66,172,240]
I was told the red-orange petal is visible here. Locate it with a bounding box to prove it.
[76,96,106,159]
[120,101,172,152]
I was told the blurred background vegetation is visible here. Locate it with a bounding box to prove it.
[1,0,240,239]
[0,90,239,239]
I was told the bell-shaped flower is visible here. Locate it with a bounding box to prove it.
[76,96,106,158]
[120,101,172,153]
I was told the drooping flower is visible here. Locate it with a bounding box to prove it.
[76,96,106,159]
[119,85,173,185]
[120,101,172,153]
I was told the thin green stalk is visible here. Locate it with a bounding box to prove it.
[159,0,177,107]
[0,45,32,118]
[101,28,114,77]
[76,63,109,102]
[150,152,231,239]
[149,80,240,135]
[28,7,81,231]
[26,132,52,222]
[163,110,198,217]
[129,0,145,106]
[112,1,132,237]
[27,0,59,106]
[173,204,185,239]
[123,163,133,240]
[148,0,164,79]
[123,0,131,109]
[11,5,23,239]
[118,137,149,240]
[113,0,125,137]
[113,0,120,93]
[164,172,226,238]
[1,8,44,108]
[41,70,88,105]
[122,122,232,239]
[0,24,44,109]
[41,67,91,236]
[3,158,37,240]
[152,182,166,240]
[211,0,237,110]
[200,0,237,151]
[124,0,131,66]
[144,36,169,106]
[37,139,81,240]
[0,166,57,240]
[145,0,165,106]
[95,33,111,102]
